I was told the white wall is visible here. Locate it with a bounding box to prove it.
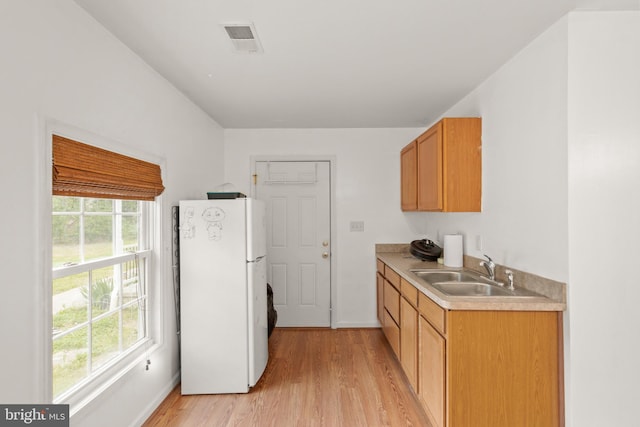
[0,1,224,426]
[224,128,425,326]
[567,11,640,427]
[423,18,570,283]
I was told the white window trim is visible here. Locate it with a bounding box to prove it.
[38,117,166,414]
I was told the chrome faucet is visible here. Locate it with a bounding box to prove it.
[479,254,496,281]
[505,269,515,290]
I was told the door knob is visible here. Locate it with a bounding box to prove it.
[322,240,329,247]
[322,252,329,259]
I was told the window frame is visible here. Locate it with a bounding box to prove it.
[40,121,165,414]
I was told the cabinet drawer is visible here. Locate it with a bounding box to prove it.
[376,259,385,274]
[383,309,400,358]
[384,266,401,289]
[419,292,446,335]
[401,278,418,307]
[384,280,400,324]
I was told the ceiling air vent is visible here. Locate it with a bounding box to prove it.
[221,22,263,54]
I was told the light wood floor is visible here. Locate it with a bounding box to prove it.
[143,328,431,427]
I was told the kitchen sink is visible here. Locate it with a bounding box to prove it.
[431,282,513,297]
[409,268,540,298]
[412,270,484,284]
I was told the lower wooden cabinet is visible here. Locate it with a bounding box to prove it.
[381,266,401,359]
[376,258,563,427]
[383,280,400,324]
[417,308,562,427]
[400,297,418,392]
[418,316,445,427]
[382,310,400,358]
[445,310,562,427]
[376,273,384,324]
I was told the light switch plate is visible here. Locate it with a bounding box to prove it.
[350,221,365,232]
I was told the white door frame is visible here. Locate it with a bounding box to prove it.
[250,155,337,329]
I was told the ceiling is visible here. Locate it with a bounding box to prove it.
[73,0,637,129]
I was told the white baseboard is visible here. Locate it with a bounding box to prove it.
[334,320,381,328]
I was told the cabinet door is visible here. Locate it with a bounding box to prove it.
[417,123,443,211]
[400,297,418,392]
[419,316,445,427]
[447,311,561,426]
[376,273,384,324]
[441,118,482,212]
[383,310,400,358]
[400,141,418,211]
[383,280,400,324]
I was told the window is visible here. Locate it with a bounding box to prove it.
[51,196,152,400]
[49,133,164,405]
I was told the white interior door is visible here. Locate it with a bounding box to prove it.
[255,161,331,327]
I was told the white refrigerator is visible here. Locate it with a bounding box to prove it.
[179,198,268,394]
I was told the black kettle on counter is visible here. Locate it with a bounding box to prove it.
[410,239,442,261]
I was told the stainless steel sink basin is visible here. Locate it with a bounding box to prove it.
[409,269,540,298]
[431,282,513,297]
[412,270,483,284]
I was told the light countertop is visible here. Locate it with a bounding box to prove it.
[377,251,566,312]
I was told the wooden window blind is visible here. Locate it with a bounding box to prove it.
[52,134,165,201]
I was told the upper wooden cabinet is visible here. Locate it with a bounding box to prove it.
[400,141,418,211]
[401,117,482,212]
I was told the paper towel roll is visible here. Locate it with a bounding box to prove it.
[443,234,464,267]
